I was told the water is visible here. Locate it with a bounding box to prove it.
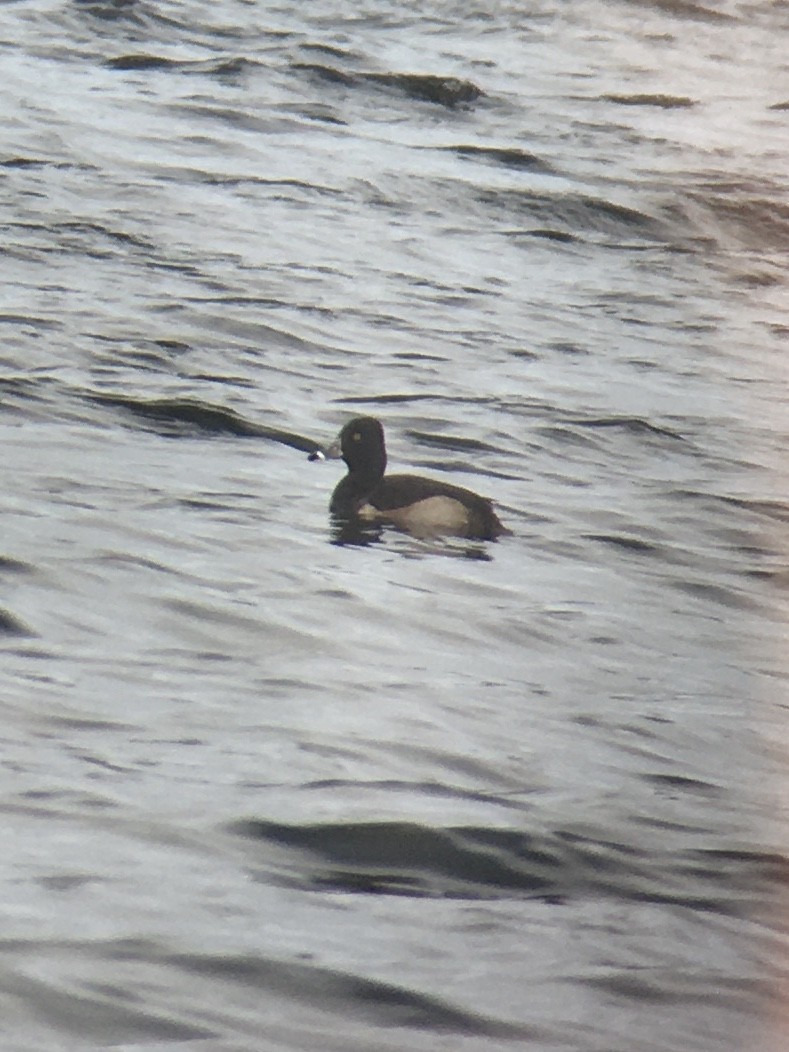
[1,1,788,1049]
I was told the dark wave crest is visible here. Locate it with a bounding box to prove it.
[228,819,789,915]
[89,392,322,452]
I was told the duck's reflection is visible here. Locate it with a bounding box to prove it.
[329,515,384,548]
[328,514,493,560]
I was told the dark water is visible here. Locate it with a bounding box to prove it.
[2,1,788,1049]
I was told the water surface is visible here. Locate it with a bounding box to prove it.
[1,1,788,1050]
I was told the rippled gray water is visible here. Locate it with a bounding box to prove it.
[1,1,788,1050]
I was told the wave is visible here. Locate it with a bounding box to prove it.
[293,64,483,109]
[88,392,322,452]
[228,818,789,915]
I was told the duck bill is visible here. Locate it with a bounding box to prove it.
[308,436,343,462]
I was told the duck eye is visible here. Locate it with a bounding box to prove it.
[352,432,361,442]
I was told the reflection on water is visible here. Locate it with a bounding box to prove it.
[328,514,495,560]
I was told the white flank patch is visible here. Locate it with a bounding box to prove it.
[359,496,469,536]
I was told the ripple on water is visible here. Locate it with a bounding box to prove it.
[1,3,788,1052]
[226,818,789,917]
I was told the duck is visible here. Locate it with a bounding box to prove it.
[310,416,508,540]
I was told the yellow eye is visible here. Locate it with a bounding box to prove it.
[352,432,361,441]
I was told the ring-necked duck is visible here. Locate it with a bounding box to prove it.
[310,416,508,540]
